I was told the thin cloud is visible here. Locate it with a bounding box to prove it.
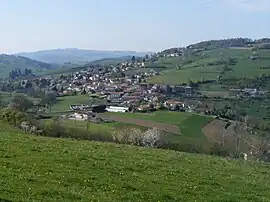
[224,0,270,12]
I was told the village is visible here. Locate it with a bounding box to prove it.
[21,53,264,124]
[0,47,266,127]
[0,45,265,126]
[28,58,198,121]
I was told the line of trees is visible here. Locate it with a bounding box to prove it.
[9,68,34,80]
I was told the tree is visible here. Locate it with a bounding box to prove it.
[60,74,66,80]
[0,107,27,126]
[0,93,3,108]
[43,117,62,138]
[81,88,87,95]
[11,95,34,112]
[40,93,57,106]
[131,56,136,63]
[145,54,149,60]
[142,128,164,148]
[40,93,57,112]
[232,122,244,158]
[251,132,270,162]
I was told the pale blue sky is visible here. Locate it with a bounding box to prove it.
[0,0,269,53]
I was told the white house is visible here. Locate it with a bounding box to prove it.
[106,106,129,113]
[69,113,88,120]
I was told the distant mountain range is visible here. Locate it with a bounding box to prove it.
[15,48,149,64]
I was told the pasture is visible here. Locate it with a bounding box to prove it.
[50,95,90,112]
[0,122,269,201]
[147,48,270,85]
[100,111,213,137]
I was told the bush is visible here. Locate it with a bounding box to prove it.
[141,128,163,148]
[210,143,231,157]
[10,95,34,112]
[41,119,113,142]
[0,108,27,126]
[112,128,142,145]
[160,139,207,154]
[112,128,165,148]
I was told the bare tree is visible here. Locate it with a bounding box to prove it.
[232,122,243,158]
[252,132,270,162]
[142,128,164,148]
[216,125,226,148]
[111,127,165,148]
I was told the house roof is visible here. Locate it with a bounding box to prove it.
[108,92,123,95]
[165,100,183,105]
[130,92,141,96]
[137,105,150,110]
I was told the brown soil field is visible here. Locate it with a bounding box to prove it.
[202,119,262,156]
[99,114,180,134]
[202,119,228,141]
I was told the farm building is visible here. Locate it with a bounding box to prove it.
[91,105,107,113]
[70,104,92,111]
[69,113,88,120]
[106,106,129,113]
[164,100,185,108]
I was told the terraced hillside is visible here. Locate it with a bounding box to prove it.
[0,122,270,202]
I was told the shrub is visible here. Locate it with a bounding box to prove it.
[112,127,165,148]
[0,108,27,126]
[210,143,231,157]
[141,128,164,148]
[112,128,142,145]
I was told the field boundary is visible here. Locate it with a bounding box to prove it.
[99,114,181,134]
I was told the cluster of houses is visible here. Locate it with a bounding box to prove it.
[60,112,111,123]
[229,88,267,97]
[32,60,196,114]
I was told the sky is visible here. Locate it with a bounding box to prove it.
[0,0,269,53]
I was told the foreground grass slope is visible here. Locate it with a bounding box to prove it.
[0,123,270,202]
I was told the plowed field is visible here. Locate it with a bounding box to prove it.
[99,114,180,134]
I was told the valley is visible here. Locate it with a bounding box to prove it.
[1,37,270,201]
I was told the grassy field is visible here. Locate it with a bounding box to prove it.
[213,98,270,119]
[0,122,270,201]
[103,111,213,138]
[41,111,213,146]
[147,64,222,84]
[147,48,270,85]
[199,90,230,98]
[0,91,40,104]
[50,95,90,112]
[43,119,146,136]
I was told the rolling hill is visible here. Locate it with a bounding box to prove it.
[0,121,269,201]
[147,47,270,85]
[0,54,58,77]
[16,48,148,64]
[44,57,132,77]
